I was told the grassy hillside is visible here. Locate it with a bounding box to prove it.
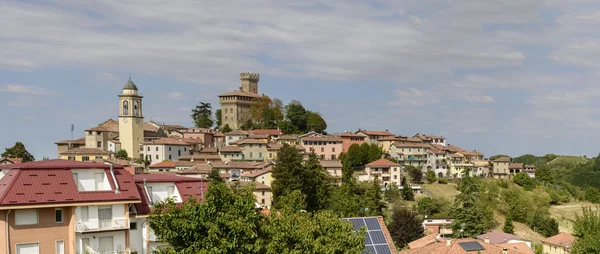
[548,156,588,167]
[549,202,598,234]
[421,183,460,200]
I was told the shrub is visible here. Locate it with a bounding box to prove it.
[437,178,448,184]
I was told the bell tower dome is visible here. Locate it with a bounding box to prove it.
[118,78,144,159]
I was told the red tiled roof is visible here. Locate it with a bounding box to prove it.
[220,146,242,152]
[85,119,119,132]
[143,138,188,146]
[408,235,441,249]
[301,136,343,142]
[401,238,524,254]
[277,135,298,140]
[179,154,222,161]
[132,174,208,215]
[493,156,511,163]
[393,142,430,149]
[54,137,86,145]
[200,147,219,153]
[0,160,140,207]
[149,161,176,168]
[542,233,575,247]
[337,132,367,138]
[509,163,524,169]
[498,243,535,254]
[250,129,282,136]
[241,168,272,178]
[234,138,269,145]
[365,158,400,167]
[0,158,23,164]
[357,130,395,136]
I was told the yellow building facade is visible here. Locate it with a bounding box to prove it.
[118,78,145,159]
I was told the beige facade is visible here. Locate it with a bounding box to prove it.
[218,73,263,130]
[543,244,571,254]
[492,157,510,179]
[237,140,269,161]
[118,78,144,159]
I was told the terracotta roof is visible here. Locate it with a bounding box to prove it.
[211,161,265,169]
[85,119,119,132]
[225,130,251,136]
[200,147,219,153]
[337,132,367,137]
[357,130,395,136]
[175,161,198,168]
[59,147,110,155]
[300,136,343,142]
[55,137,86,145]
[524,165,535,168]
[365,158,400,167]
[493,157,511,163]
[0,158,23,164]
[447,153,464,158]
[235,138,269,145]
[408,235,441,249]
[220,146,242,152]
[218,90,263,98]
[179,154,222,161]
[393,142,430,149]
[214,132,225,137]
[0,160,140,207]
[247,134,270,139]
[498,243,535,254]
[250,129,282,136]
[148,161,176,168]
[509,163,524,169]
[461,150,484,156]
[144,123,159,132]
[241,168,272,178]
[319,160,342,168]
[133,174,202,183]
[182,138,203,145]
[143,138,188,146]
[277,135,298,140]
[476,231,526,244]
[176,163,212,175]
[414,134,444,141]
[401,238,524,254]
[379,136,400,141]
[542,233,575,247]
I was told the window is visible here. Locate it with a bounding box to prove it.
[250,152,253,158]
[321,147,324,152]
[55,208,63,223]
[95,156,102,159]
[156,147,159,151]
[98,236,114,252]
[178,150,181,156]
[16,243,39,254]
[262,191,265,195]
[68,156,75,161]
[97,141,102,148]
[169,155,172,160]
[123,101,129,115]
[261,199,265,204]
[130,222,138,230]
[250,144,253,148]
[56,240,65,254]
[82,156,89,161]
[320,155,325,159]
[156,155,159,160]
[169,147,172,151]
[134,101,140,116]
[80,206,89,221]
[332,147,335,152]
[15,209,38,225]
[184,147,187,152]
[147,147,150,151]
[98,206,113,229]
[331,155,336,160]
[259,152,262,158]
[94,173,104,190]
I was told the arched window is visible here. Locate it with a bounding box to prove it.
[123,101,129,115]
[134,101,139,116]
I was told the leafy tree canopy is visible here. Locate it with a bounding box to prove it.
[388,208,424,249]
[2,142,35,162]
[572,207,600,254]
[191,102,214,128]
[115,149,128,160]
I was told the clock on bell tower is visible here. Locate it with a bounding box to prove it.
[118,78,144,159]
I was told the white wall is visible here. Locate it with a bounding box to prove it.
[225,135,245,146]
[75,204,126,230]
[143,144,188,163]
[129,218,145,253]
[76,231,127,254]
[146,182,183,203]
[72,169,112,191]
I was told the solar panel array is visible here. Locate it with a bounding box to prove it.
[458,241,485,251]
[344,217,393,254]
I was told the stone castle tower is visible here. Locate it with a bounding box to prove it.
[118,78,144,159]
[218,72,262,130]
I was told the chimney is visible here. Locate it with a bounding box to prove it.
[502,248,508,254]
[484,237,490,244]
[446,239,452,247]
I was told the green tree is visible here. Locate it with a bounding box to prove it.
[535,166,553,182]
[2,142,35,162]
[528,214,559,237]
[503,215,515,234]
[572,207,600,254]
[414,197,451,218]
[277,120,298,135]
[208,168,223,184]
[514,172,535,190]
[407,165,423,183]
[240,119,254,130]
[584,187,600,204]
[285,100,308,132]
[257,190,366,254]
[306,111,327,133]
[360,177,386,216]
[116,149,128,159]
[367,144,383,163]
[215,109,222,128]
[451,175,493,237]
[401,177,414,201]
[384,183,401,203]
[388,208,424,249]
[222,124,233,133]
[149,180,262,253]
[191,102,214,128]
[271,145,331,212]
[426,170,437,184]
[489,154,510,161]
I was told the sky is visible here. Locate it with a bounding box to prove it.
[1,0,600,159]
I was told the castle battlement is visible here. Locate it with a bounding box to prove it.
[240,72,260,81]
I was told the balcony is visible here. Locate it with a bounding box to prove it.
[75,219,129,233]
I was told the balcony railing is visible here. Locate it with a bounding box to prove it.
[75,219,129,233]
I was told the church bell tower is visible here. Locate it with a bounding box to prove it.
[118,78,144,159]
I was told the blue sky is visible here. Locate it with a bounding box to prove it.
[2,0,600,159]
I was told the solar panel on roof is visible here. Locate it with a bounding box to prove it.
[374,245,393,254]
[459,241,485,251]
[365,218,381,230]
[369,231,387,245]
[345,217,394,254]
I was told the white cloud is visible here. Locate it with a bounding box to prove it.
[165,92,188,100]
[389,87,440,106]
[0,84,58,95]
[461,95,495,103]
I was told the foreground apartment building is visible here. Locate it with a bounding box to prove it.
[0,160,141,254]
